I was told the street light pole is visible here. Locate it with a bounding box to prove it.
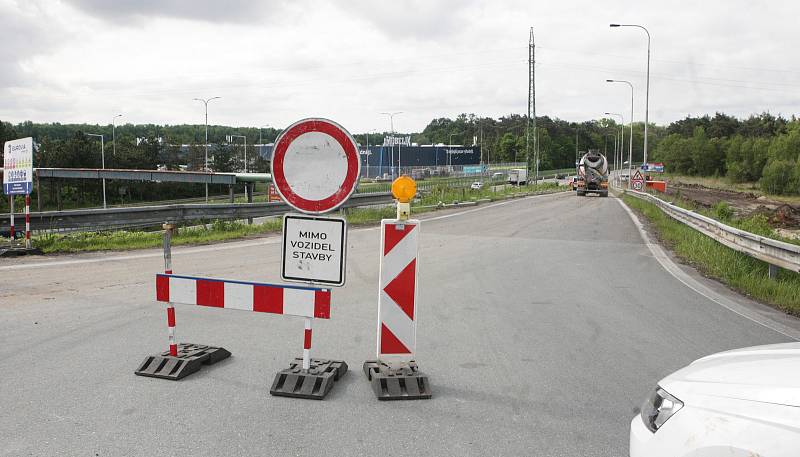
[449,132,461,171]
[610,23,651,165]
[607,79,635,188]
[260,123,271,150]
[604,112,624,184]
[380,112,402,177]
[193,96,221,202]
[87,134,106,209]
[228,134,248,172]
[112,114,122,157]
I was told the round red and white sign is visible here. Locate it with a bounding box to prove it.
[271,118,361,214]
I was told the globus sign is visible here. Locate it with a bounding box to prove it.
[3,137,34,195]
[641,162,665,173]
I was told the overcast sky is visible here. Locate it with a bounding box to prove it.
[2,0,799,133]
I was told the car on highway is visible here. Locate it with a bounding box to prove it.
[470,181,483,190]
[630,342,800,457]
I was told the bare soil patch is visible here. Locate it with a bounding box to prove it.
[665,182,800,230]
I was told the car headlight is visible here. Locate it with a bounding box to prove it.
[641,387,683,433]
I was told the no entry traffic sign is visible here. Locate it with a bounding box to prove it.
[271,118,360,214]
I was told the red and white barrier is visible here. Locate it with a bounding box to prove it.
[156,273,331,370]
[377,219,419,360]
[156,274,331,319]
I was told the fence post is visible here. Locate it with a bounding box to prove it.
[768,263,779,279]
[247,183,254,225]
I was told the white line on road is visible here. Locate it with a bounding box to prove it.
[616,197,800,341]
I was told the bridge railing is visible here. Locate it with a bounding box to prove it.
[0,192,393,233]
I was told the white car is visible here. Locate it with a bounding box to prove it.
[630,342,800,456]
[470,181,483,190]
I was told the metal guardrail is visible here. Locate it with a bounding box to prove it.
[35,168,241,184]
[0,192,393,233]
[625,188,800,274]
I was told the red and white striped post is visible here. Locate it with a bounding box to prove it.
[8,196,14,241]
[163,223,177,357]
[364,176,431,400]
[303,318,313,370]
[24,194,30,249]
[377,218,420,361]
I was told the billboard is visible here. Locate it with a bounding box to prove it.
[3,137,34,195]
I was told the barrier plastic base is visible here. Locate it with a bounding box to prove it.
[134,343,231,380]
[363,360,432,400]
[0,246,43,257]
[270,358,348,400]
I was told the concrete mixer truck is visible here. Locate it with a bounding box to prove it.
[576,150,609,197]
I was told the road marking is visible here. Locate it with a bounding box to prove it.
[0,192,568,272]
[615,197,800,341]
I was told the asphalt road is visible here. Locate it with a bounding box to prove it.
[1,192,797,456]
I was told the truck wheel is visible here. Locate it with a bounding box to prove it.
[577,191,585,196]
[601,191,608,197]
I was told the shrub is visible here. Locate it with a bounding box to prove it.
[712,201,734,221]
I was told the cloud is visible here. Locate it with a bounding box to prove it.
[0,1,69,87]
[340,0,484,40]
[60,0,285,24]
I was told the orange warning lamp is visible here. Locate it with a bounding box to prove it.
[391,176,417,203]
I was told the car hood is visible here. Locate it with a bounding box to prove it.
[660,343,800,407]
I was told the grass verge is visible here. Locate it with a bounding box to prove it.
[623,194,800,316]
[31,183,564,254]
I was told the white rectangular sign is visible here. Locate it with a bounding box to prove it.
[281,214,347,286]
[3,137,34,195]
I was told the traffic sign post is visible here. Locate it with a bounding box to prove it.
[270,117,361,395]
[631,170,645,191]
[363,176,432,400]
[271,117,359,385]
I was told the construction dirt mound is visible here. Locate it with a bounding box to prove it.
[665,183,800,229]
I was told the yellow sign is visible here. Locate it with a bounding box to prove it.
[391,176,417,203]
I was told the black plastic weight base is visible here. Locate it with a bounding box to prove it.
[134,343,231,380]
[270,358,348,400]
[0,246,43,257]
[363,360,432,400]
